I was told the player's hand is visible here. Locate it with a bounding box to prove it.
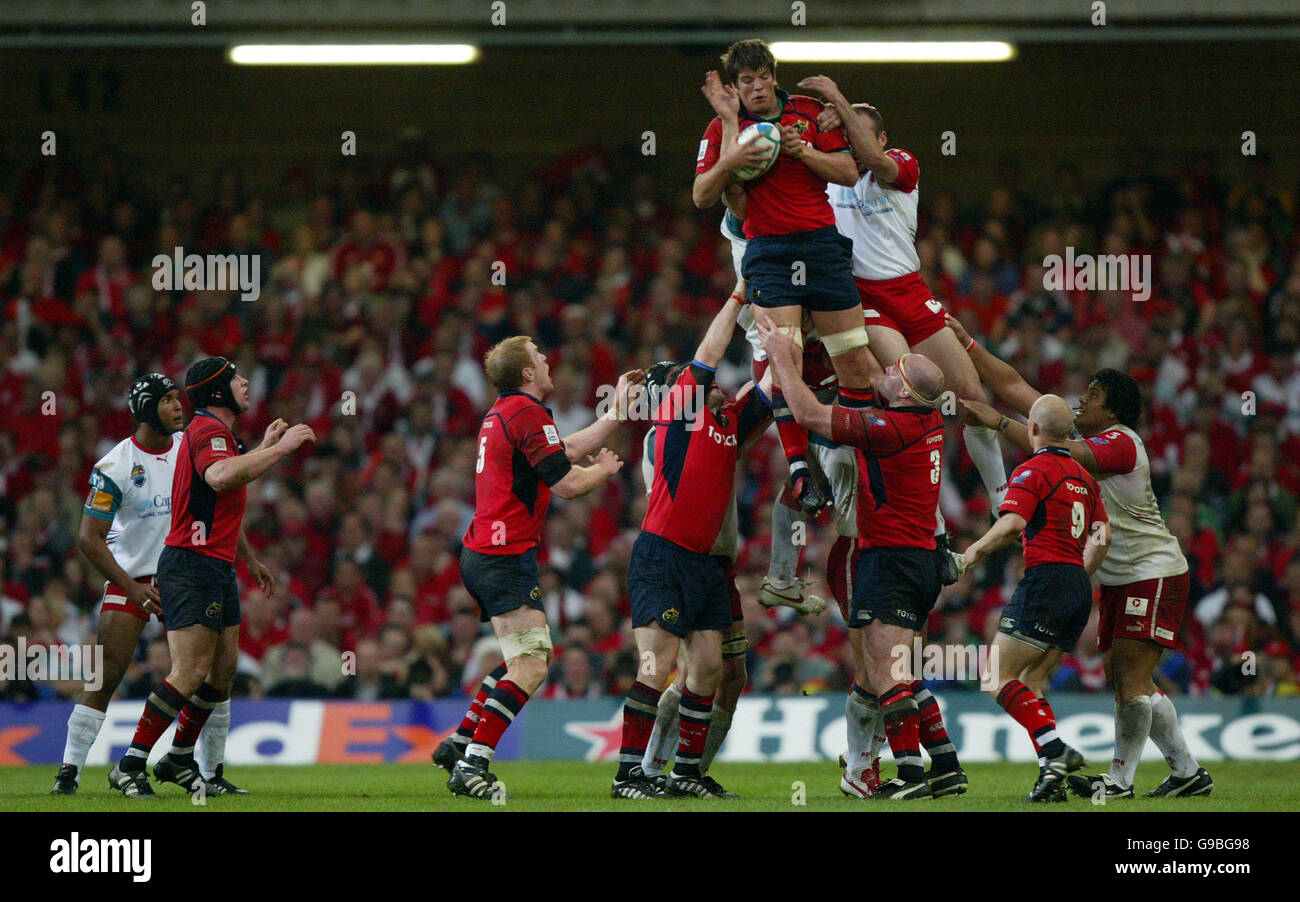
[797,75,848,109]
[701,70,740,120]
[754,311,796,362]
[779,125,807,159]
[248,558,277,596]
[589,447,623,476]
[614,368,647,418]
[944,311,974,347]
[961,546,983,572]
[958,398,1002,430]
[125,580,163,617]
[260,418,289,449]
[817,104,844,132]
[721,135,773,173]
[279,423,317,453]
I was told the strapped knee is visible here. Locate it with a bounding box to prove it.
[822,326,870,357]
[776,325,805,349]
[721,624,748,660]
[499,626,554,665]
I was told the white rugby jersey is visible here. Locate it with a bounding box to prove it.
[827,148,921,281]
[642,427,738,560]
[1082,425,1188,586]
[83,433,182,579]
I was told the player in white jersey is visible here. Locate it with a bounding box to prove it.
[949,315,1214,799]
[50,374,255,797]
[636,381,745,796]
[803,76,1010,512]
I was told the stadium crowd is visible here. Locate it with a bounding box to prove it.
[3,137,1300,704]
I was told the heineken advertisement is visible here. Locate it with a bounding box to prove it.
[2,694,1297,765]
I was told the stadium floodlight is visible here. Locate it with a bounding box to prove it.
[228,44,481,65]
[770,41,1016,63]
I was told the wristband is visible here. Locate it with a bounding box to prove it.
[996,415,1010,433]
[964,336,976,353]
[728,292,746,307]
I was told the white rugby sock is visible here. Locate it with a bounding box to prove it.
[1108,696,1152,788]
[844,691,872,775]
[198,698,232,780]
[62,704,106,776]
[700,705,734,773]
[768,502,805,584]
[963,425,1009,509]
[642,682,682,776]
[1148,691,1199,778]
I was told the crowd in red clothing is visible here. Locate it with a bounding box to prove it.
[2,141,1300,704]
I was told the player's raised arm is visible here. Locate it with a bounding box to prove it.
[779,121,858,187]
[798,76,899,186]
[693,293,745,370]
[693,72,773,209]
[204,423,316,492]
[563,368,646,461]
[947,313,1042,416]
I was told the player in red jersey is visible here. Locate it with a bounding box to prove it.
[109,357,314,798]
[444,336,643,799]
[611,294,773,800]
[758,313,966,799]
[948,314,1213,798]
[960,395,1111,802]
[694,40,877,512]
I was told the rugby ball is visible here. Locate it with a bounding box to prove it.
[733,122,781,182]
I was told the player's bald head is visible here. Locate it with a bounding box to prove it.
[1030,394,1075,442]
[899,353,944,407]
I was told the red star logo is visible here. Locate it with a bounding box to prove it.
[564,709,624,761]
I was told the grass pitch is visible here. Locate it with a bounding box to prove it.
[7,760,1300,812]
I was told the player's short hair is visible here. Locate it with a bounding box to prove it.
[853,103,884,136]
[1089,368,1143,429]
[484,335,535,394]
[722,39,776,84]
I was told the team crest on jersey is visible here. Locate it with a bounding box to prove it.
[210,437,227,452]
[790,119,809,135]
[130,463,146,487]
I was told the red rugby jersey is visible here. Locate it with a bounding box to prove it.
[165,409,247,563]
[642,363,771,553]
[998,446,1108,568]
[831,403,944,550]
[463,391,573,556]
[696,89,850,238]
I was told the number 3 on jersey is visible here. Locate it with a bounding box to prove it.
[929,449,941,484]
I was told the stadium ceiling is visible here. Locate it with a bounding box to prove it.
[6,0,1300,46]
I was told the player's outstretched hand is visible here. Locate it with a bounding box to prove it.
[701,70,740,120]
[958,398,1002,430]
[260,418,289,449]
[961,545,983,572]
[249,559,277,595]
[125,580,162,617]
[280,423,317,453]
[589,447,623,476]
[611,368,647,421]
[798,75,848,109]
[779,125,807,158]
[945,311,974,347]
